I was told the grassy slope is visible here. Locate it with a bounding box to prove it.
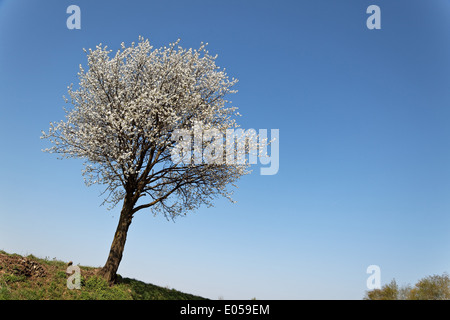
[0,250,207,300]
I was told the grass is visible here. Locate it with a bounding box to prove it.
[0,250,207,300]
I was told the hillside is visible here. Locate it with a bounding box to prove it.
[0,250,207,300]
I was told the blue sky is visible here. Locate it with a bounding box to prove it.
[1,0,450,299]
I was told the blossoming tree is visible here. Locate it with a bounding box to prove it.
[42,37,252,283]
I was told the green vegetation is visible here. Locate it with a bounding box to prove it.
[364,273,450,300]
[5,249,447,300]
[0,250,206,300]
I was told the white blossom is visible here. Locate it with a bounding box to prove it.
[41,37,256,219]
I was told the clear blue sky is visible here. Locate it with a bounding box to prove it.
[1,0,450,299]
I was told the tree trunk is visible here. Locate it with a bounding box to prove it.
[98,197,134,284]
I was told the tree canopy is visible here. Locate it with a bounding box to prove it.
[364,273,450,300]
